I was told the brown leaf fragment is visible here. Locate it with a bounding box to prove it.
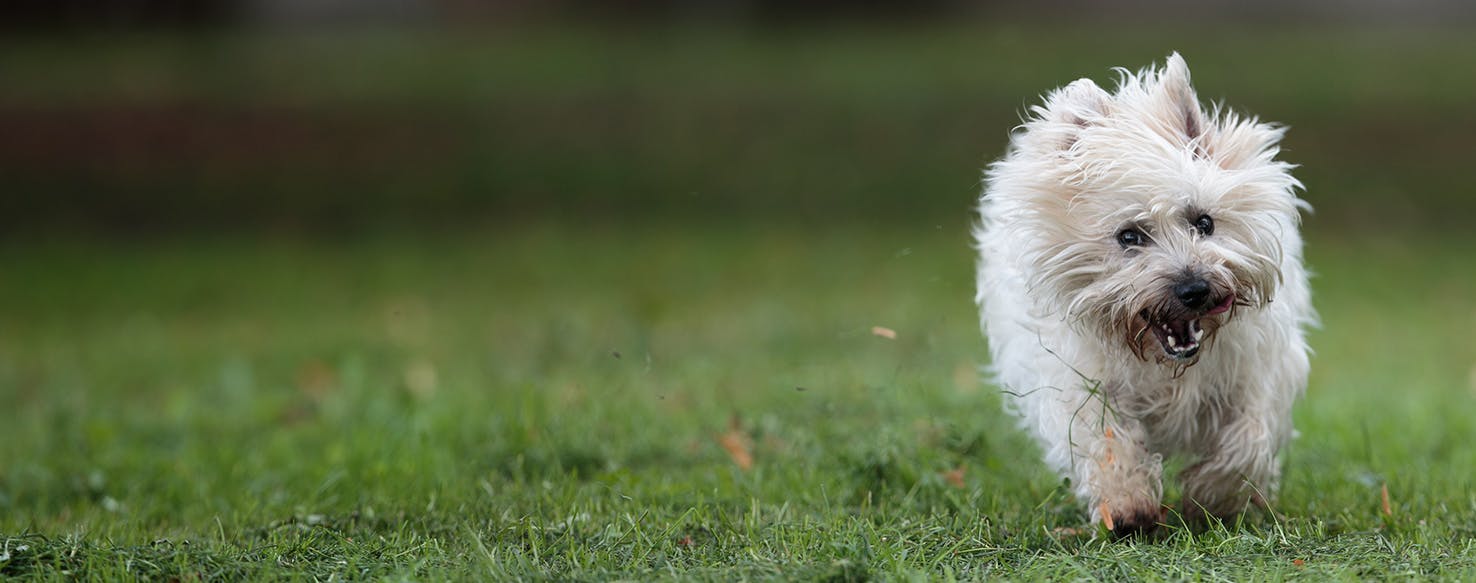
[295,360,337,401]
[942,466,966,489]
[718,414,753,471]
[1099,502,1115,531]
[718,433,752,471]
[1381,483,1392,517]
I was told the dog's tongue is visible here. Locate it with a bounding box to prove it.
[1206,293,1236,315]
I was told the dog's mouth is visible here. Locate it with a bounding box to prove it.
[1148,317,1204,359]
[1140,294,1235,361]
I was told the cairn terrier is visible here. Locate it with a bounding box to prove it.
[974,53,1314,535]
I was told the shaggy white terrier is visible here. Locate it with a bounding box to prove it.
[974,53,1314,535]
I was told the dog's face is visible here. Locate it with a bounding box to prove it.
[990,54,1306,365]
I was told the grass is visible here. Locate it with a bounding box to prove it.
[2,223,1474,580]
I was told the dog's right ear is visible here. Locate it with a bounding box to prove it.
[1156,53,1205,146]
[1038,78,1112,151]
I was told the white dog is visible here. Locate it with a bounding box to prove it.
[974,54,1313,535]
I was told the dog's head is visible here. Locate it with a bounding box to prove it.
[987,53,1307,365]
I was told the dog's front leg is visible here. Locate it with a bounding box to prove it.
[1084,418,1165,536]
[1035,388,1164,536]
[1179,414,1281,521]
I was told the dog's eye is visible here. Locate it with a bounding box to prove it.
[1116,228,1147,248]
[1193,214,1214,236]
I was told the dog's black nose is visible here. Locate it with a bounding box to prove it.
[1174,279,1212,309]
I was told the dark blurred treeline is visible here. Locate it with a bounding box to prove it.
[9,0,1476,29]
[3,2,1475,237]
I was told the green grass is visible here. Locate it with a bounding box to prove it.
[2,224,1474,579]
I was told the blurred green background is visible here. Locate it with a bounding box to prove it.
[2,1,1476,578]
[4,7,1476,234]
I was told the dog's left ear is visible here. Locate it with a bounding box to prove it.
[1155,53,1208,153]
[1035,78,1113,155]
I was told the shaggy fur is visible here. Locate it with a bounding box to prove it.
[973,53,1314,535]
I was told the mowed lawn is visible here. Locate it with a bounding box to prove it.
[2,223,1474,579]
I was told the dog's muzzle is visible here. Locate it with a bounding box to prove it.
[1142,277,1236,360]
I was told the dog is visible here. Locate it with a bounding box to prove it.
[973,53,1313,535]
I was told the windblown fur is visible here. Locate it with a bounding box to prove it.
[974,53,1314,534]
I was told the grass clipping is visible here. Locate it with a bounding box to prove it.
[718,415,753,471]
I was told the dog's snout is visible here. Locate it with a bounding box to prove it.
[1174,279,1212,309]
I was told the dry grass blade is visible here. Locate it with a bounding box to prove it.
[871,326,897,340]
[718,415,753,471]
[941,466,965,489]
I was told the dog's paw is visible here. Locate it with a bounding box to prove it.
[1101,501,1165,538]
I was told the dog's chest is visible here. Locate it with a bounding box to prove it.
[1116,375,1228,452]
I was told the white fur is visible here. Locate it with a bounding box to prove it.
[974,53,1314,529]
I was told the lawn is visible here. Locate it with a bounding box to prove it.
[3,23,1476,580]
[2,224,1474,579]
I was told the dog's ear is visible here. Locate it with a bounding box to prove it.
[1039,78,1112,151]
[1157,53,1288,170]
[1154,53,1208,155]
